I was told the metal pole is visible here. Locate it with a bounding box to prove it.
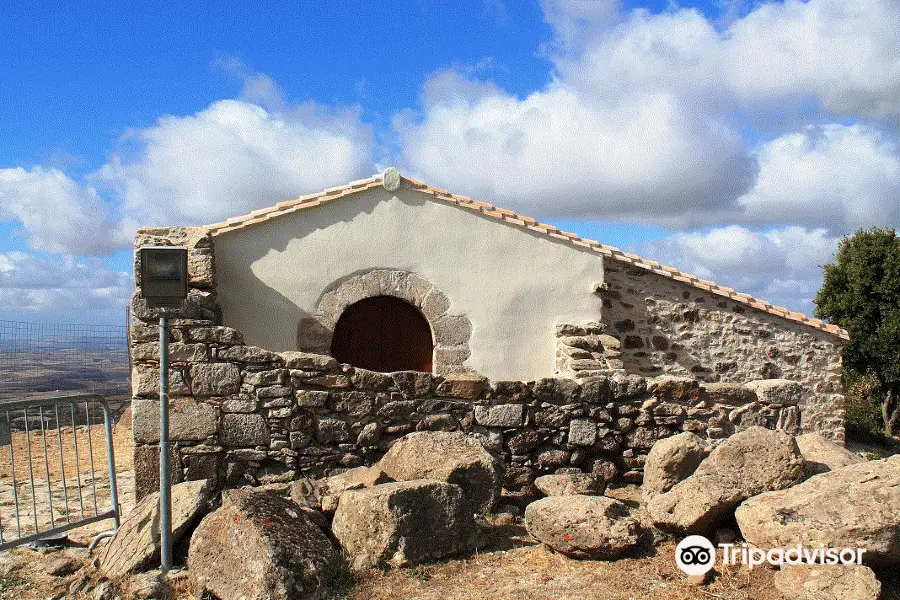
[159,314,172,571]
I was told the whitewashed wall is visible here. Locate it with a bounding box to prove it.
[213,186,604,380]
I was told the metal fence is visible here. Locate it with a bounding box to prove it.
[0,392,120,550]
[0,320,130,400]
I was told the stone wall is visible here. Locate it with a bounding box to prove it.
[130,326,806,501]
[129,226,844,500]
[592,262,844,440]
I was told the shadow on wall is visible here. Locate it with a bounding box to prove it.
[211,190,398,352]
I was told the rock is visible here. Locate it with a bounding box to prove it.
[189,362,241,396]
[132,398,218,443]
[795,433,863,477]
[435,374,487,399]
[356,422,380,446]
[44,556,82,577]
[568,419,597,446]
[744,379,803,405]
[132,444,184,501]
[329,465,392,489]
[774,564,881,600]
[377,431,501,515]
[642,432,710,501]
[280,351,338,371]
[217,345,280,363]
[67,573,92,597]
[289,477,323,509]
[93,581,118,600]
[534,473,605,496]
[524,496,640,560]
[493,512,517,526]
[702,382,756,405]
[735,455,900,567]
[221,413,270,447]
[99,480,214,579]
[331,480,475,570]
[129,570,169,600]
[474,404,525,427]
[189,489,337,600]
[648,426,804,534]
[311,466,393,513]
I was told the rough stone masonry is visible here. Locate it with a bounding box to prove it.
[129,226,845,500]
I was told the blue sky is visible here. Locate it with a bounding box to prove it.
[1,0,898,324]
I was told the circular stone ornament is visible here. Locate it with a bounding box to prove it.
[382,167,401,192]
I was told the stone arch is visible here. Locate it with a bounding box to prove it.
[296,270,472,375]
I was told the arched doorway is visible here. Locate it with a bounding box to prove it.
[331,296,434,372]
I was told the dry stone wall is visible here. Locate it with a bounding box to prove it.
[130,331,806,501]
[587,262,844,440]
[129,226,843,500]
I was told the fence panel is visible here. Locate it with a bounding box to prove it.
[0,392,120,551]
[0,320,130,400]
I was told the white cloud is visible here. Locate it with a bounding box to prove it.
[556,7,726,110]
[739,125,900,233]
[0,252,132,314]
[725,0,900,119]
[540,0,621,52]
[0,167,124,255]
[397,80,755,224]
[637,225,840,313]
[397,0,900,228]
[98,98,373,233]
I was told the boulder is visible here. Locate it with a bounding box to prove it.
[326,465,393,493]
[331,480,475,570]
[736,455,900,567]
[377,431,501,515]
[534,473,605,496]
[44,556,82,577]
[290,466,393,514]
[774,564,881,600]
[795,433,863,477]
[99,480,214,579]
[642,432,710,501]
[189,489,338,600]
[289,477,323,510]
[524,495,640,560]
[92,581,118,600]
[129,571,170,600]
[648,426,804,534]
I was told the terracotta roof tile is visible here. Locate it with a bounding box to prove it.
[202,171,848,340]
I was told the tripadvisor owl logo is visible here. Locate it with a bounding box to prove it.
[675,535,716,576]
[674,535,868,573]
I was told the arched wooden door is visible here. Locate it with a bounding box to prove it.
[331,296,434,372]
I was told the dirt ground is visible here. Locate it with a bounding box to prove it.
[0,412,898,599]
[2,526,898,600]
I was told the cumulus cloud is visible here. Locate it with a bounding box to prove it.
[98,98,373,234]
[637,225,840,313]
[397,80,755,224]
[738,124,900,233]
[540,0,621,52]
[725,0,900,119]
[0,252,132,314]
[0,167,124,255]
[1,66,375,258]
[398,0,900,228]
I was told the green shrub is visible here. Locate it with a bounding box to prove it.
[844,375,891,444]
